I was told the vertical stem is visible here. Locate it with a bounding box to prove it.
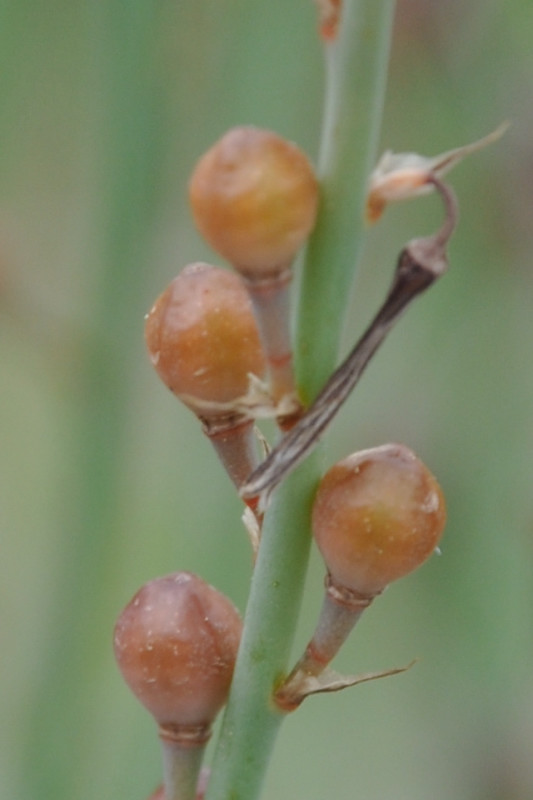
[297,0,396,404]
[205,457,319,800]
[206,3,395,800]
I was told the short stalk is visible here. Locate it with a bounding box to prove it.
[243,270,300,416]
[159,726,209,800]
[203,417,260,500]
[205,457,319,800]
[287,577,376,680]
[275,577,378,710]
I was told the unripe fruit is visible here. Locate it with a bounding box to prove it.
[113,572,242,729]
[145,263,266,416]
[275,443,443,708]
[189,126,319,276]
[145,264,266,502]
[312,444,446,597]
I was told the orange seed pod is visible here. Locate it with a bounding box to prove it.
[145,263,265,417]
[312,443,446,598]
[276,444,446,708]
[189,126,319,277]
[145,264,268,497]
[113,572,242,731]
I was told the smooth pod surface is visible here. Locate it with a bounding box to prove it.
[114,572,243,728]
[145,263,265,410]
[312,444,446,597]
[189,126,319,275]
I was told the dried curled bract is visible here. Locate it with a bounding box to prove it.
[367,122,508,222]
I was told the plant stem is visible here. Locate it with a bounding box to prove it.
[285,587,372,680]
[205,3,395,800]
[243,271,298,409]
[296,0,396,404]
[205,456,319,800]
[160,738,206,800]
[205,418,260,494]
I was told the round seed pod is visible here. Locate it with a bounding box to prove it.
[144,263,266,417]
[189,126,319,277]
[113,572,242,729]
[312,444,446,598]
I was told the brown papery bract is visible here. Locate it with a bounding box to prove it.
[189,127,319,277]
[114,572,242,729]
[312,444,446,598]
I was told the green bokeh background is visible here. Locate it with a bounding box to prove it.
[1,2,532,799]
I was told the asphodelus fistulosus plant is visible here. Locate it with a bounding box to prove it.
[113,5,506,798]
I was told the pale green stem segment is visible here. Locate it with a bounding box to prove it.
[205,4,395,800]
[287,591,370,679]
[245,273,297,404]
[205,456,320,800]
[297,0,396,404]
[161,738,206,800]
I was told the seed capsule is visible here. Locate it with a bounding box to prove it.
[275,444,446,709]
[145,263,265,415]
[145,264,266,498]
[113,572,242,729]
[189,126,319,277]
[312,443,446,598]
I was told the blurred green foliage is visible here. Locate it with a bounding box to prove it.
[1,1,532,799]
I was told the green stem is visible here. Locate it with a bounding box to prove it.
[297,0,395,404]
[205,456,319,800]
[206,3,395,800]
[160,739,206,800]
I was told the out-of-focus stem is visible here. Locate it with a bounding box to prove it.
[22,4,164,798]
